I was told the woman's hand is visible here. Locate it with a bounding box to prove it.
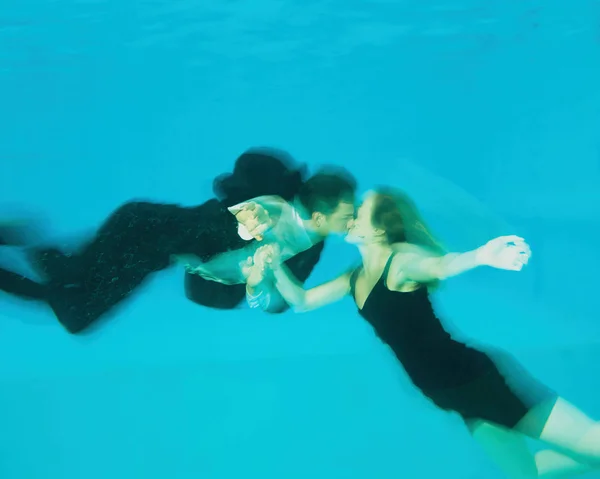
[476,235,531,271]
[241,244,282,287]
[254,243,281,269]
[241,256,266,288]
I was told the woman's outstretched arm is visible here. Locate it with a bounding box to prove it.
[392,235,531,284]
[247,244,352,312]
[270,263,351,312]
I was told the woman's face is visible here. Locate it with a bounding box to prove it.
[345,192,382,244]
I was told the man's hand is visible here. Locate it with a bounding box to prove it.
[231,202,273,241]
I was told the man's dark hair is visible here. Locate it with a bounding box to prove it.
[297,166,357,215]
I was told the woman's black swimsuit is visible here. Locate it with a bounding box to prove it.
[350,254,556,430]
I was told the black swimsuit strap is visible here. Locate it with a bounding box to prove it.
[350,252,395,297]
[349,265,361,297]
[382,253,396,288]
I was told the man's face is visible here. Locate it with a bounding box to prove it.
[321,201,356,235]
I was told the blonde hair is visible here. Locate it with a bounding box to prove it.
[371,187,446,288]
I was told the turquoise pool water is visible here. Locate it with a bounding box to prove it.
[1,1,600,477]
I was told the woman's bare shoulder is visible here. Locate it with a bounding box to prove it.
[391,242,426,254]
[390,242,438,263]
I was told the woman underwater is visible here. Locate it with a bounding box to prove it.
[248,188,600,478]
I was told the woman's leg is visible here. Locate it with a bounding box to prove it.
[469,419,595,478]
[518,397,600,466]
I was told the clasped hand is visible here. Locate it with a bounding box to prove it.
[241,244,281,287]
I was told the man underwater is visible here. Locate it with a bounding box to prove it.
[0,147,356,333]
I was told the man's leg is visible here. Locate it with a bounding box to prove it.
[0,226,48,302]
[29,199,248,333]
[0,267,47,301]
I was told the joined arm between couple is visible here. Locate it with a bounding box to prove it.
[176,190,355,311]
[241,188,531,313]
